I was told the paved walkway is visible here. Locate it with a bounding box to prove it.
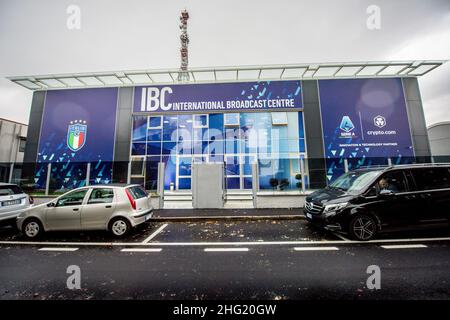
[153,208,304,221]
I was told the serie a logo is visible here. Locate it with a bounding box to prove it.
[67,120,87,152]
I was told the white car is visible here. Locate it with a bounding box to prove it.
[0,183,33,226]
[16,184,153,239]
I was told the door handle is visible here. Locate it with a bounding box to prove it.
[73,208,79,211]
[105,205,112,208]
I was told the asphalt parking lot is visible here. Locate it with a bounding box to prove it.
[1,217,449,245]
[1,218,450,299]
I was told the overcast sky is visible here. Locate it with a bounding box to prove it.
[0,0,448,126]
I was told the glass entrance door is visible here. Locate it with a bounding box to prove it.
[224,154,256,190]
[176,155,192,190]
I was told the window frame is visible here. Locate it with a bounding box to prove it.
[271,112,288,126]
[148,116,163,129]
[193,114,209,129]
[130,156,145,177]
[224,113,240,127]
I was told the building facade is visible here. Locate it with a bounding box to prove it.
[428,121,450,162]
[8,62,441,194]
[0,118,27,183]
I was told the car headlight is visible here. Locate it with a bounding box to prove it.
[323,202,348,215]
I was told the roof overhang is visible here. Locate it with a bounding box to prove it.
[6,60,446,91]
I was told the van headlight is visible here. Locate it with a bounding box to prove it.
[323,202,348,215]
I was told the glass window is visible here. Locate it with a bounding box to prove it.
[178,115,193,141]
[56,189,88,207]
[19,137,26,152]
[88,188,114,204]
[225,139,240,154]
[209,114,224,140]
[130,157,144,176]
[178,178,191,190]
[145,156,160,190]
[193,141,208,155]
[162,116,178,141]
[299,139,306,153]
[148,116,162,129]
[209,140,224,155]
[224,113,240,126]
[411,168,450,190]
[178,157,192,176]
[162,155,176,190]
[147,129,162,141]
[178,140,193,155]
[147,141,162,155]
[131,143,146,155]
[193,128,208,141]
[132,116,147,143]
[226,177,240,189]
[271,112,288,125]
[225,156,240,175]
[162,141,176,155]
[193,114,208,128]
[375,171,408,193]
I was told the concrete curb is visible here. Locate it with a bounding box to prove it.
[151,215,305,222]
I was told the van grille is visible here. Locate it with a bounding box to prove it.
[304,201,324,214]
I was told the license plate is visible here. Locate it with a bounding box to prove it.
[306,213,312,219]
[2,199,21,206]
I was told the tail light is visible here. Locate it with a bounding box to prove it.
[125,189,136,210]
[29,195,34,204]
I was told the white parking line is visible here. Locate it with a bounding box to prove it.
[0,236,449,247]
[204,248,249,252]
[121,248,162,253]
[38,247,79,252]
[142,223,168,243]
[293,246,339,251]
[381,244,428,249]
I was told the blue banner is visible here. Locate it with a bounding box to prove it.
[133,80,302,113]
[319,78,415,182]
[36,88,118,189]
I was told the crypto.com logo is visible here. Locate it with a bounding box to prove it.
[373,115,386,128]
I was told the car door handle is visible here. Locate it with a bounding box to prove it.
[73,208,79,211]
[105,205,112,208]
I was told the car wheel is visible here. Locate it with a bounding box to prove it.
[109,218,131,238]
[22,218,44,239]
[348,214,377,241]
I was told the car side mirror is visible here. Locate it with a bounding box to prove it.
[379,189,395,197]
[47,202,56,207]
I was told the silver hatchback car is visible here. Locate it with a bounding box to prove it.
[17,184,153,239]
[0,183,33,225]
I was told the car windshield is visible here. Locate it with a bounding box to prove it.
[329,170,382,194]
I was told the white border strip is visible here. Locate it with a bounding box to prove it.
[0,237,449,247]
[142,223,168,243]
[293,246,339,251]
[38,247,79,252]
[381,244,427,249]
[204,248,249,252]
[121,248,162,252]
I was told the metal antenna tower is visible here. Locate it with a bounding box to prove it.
[178,9,190,82]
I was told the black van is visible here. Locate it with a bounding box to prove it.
[304,164,450,240]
